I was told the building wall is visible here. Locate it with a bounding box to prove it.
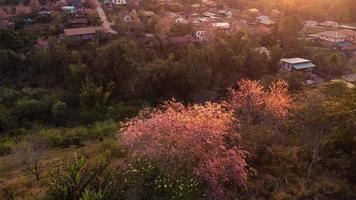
[319,34,346,43]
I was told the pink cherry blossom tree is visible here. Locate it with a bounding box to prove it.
[228,79,292,125]
[120,100,248,199]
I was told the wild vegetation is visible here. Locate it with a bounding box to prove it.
[0,0,356,199]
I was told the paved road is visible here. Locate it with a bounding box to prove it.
[88,0,117,35]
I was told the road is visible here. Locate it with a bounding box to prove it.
[88,0,118,35]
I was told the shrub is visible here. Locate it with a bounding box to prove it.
[0,137,15,156]
[89,121,117,138]
[100,138,126,158]
[46,156,108,200]
[38,127,87,148]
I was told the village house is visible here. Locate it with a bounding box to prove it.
[304,20,318,27]
[38,7,51,16]
[319,20,338,28]
[62,6,76,14]
[63,26,102,41]
[280,58,316,73]
[69,17,88,27]
[202,0,217,8]
[335,29,356,41]
[256,15,274,26]
[16,4,32,16]
[212,22,231,30]
[342,74,356,83]
[335,41,356,56]
[112,0,128,5]
[311,31,348,43]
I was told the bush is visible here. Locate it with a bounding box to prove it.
[89,121,117,138]
[51,100,67,123]
[101,138,126,158]
[46,156,108,200]
[0,104,12,134]
[38,127,87,148]
[0,137,15,156]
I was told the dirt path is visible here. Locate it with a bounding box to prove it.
[87,0,118,35]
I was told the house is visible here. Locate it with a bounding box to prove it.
[24,17,36,25]
[62,6,76,14]
[38,7,51,16]
[16,4,32,16]
[218,10,232,18]
[195,30,206,41]
[335,41,356,56]
[191,3,201,9]
[280,58,316,73]
[342,74,356,83]
[143,11,154,18]
[212,22,231,30]
[335,29,356,41]
[256,15,270,21]
[313,31,348,43]
[256,15,275,26]
[338,25,356,31]
[203,11,216,18]
[103,0,114,8]
[319,20,338,28]
[247,8,259,15]
[64,26,102,41]
[175,17,188,24]
[259,18,274,26]
[69,18,88,27]
[202,0,217,7]
[112,0,127,5]
[340,45,356,56]
[305,20,318,27]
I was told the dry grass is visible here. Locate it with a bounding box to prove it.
[0,140,105,199]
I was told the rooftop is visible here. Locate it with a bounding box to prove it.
[319,31,348,39]
[292,62,316,70]
[281,57,311,64]
[64,26,102,36]
[342,74,356,82]
[336,29,356,37]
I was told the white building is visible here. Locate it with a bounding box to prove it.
[313,31,348,43]
[319,21,338,28]
[280,58,316,72]
[212,22,230,30]
[112,0,127,5]
[195,31,206,41]
[305,20,318,27]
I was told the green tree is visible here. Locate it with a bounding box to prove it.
[94,39,140,97]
